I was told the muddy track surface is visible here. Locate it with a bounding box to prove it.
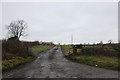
[3,46,118,78]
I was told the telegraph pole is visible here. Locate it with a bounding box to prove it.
[71,34,73,45]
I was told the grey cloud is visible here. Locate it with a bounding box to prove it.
[2,2,118,44]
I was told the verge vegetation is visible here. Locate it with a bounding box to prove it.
[61,44,120,70]
[2,39,54,72]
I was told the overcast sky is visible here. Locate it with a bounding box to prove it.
[1,2,118,44]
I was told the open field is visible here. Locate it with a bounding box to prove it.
[61,45,120,70]
[31,45,54,56]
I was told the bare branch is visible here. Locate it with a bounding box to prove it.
[6,20,28,40]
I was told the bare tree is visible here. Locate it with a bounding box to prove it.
[7,20,28,40]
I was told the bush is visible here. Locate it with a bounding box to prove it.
[2,40,30,60]
[81,47,119,57]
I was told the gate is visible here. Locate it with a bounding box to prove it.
[72,45,83,54]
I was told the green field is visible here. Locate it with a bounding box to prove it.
[31,45,54,56]
[61,45,119,70]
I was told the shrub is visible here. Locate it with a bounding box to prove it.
[81,47,119,57]
[2,40,30,60]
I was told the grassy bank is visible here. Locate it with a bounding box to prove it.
[2,56,34,71]
[68,54,119,70]
[61,45,119,70]
[2,45,54,71]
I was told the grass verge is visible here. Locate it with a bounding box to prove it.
[2,45,54,72]
[61,45,119,70]
[68,54,119,70]
[61,45,72,56]
[2,56,34,72]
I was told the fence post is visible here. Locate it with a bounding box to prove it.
[73,45,77,54]
[28,46,32,56]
